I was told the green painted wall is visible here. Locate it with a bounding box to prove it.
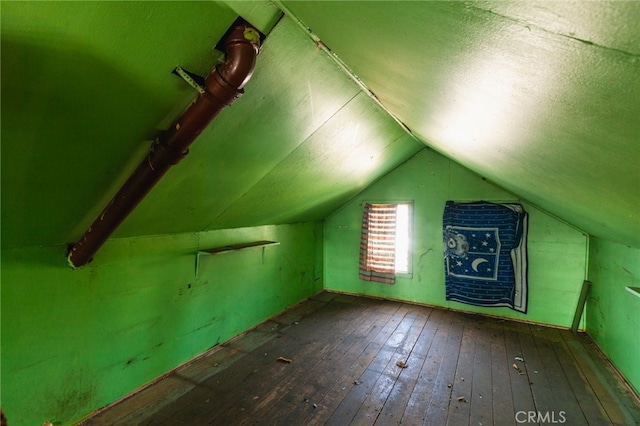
[325,148,588,327]
[1,223,323,425]
[587,238,640,395]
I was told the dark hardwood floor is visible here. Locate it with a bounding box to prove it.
[81,292,640,425]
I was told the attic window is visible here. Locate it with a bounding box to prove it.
[359,202,412,284]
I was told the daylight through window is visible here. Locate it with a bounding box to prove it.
[394,203,410,274]
[359,202,412,284]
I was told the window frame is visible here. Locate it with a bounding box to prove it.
[360,201,414,281]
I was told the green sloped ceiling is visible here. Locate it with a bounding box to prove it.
[283,1,640,248]
[3,1,639,251]
[0,1,423,249]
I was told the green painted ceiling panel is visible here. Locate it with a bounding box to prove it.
[1,1,239,248]
[283,1,640,248]
[4,1,638,251]
[3,2,424,250]
[114,17,363,237]
[210,92,423,228]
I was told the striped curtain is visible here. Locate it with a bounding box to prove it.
[359,203,396,284]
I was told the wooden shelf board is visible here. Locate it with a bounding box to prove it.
[626,286,640,298]
[198,240,279,255]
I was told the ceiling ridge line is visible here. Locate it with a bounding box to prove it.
[271,0,420,143]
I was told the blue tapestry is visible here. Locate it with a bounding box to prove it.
[443,201,528,313]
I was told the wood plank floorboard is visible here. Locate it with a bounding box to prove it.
[300,303,406,426]
[501,320,537,420]
[81,292,640,426]
[395,307,457,425]
[374,307,433,425]
[489,323,515,425]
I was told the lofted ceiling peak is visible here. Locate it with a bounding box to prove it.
[281,1,640,248]
[1,1,638,251]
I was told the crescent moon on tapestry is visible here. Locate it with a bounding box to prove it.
[471,258,489,272]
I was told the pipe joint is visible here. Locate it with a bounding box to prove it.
[206,70,244,107]
[149,139,188,168]
[216,25,260,90]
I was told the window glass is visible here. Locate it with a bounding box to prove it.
[359,202,412,284]
[394,203,411,274]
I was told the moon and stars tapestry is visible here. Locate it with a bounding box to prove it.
[443,201,529,313]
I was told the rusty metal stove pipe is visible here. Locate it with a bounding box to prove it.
[67,23,261,268]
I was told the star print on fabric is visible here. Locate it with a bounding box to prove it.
[442,200,529,314]
[444,226,500,280]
